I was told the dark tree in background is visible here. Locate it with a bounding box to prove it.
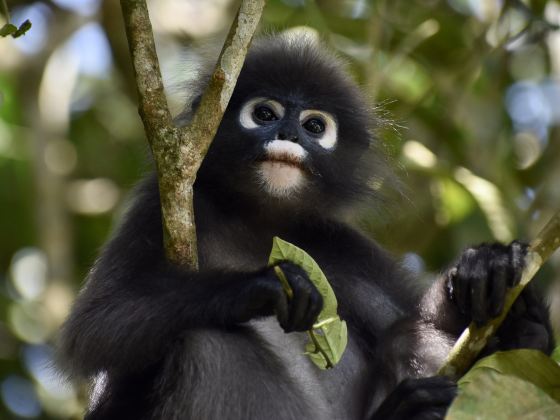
[0,0,559,418]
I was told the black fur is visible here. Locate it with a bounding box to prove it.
[59,35,554,420]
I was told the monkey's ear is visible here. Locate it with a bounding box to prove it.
[191,94,202,112]
[174,94,202,127]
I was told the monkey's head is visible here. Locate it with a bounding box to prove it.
[197,34,391,217]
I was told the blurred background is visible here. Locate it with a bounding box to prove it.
[0,0,559,418]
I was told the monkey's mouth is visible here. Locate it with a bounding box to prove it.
[256,152,307,196]
[259,152,305,171]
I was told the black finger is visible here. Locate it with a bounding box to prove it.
[372,377,456,420]
[509,241,527,286]
[300,291,322,330]
[445,268,457,302]
[452,263,471,316]
[276,262,315,331]
[275,292,290,330]
[402,387,457,416]
[394,377,457,417]
[470,258,490,325]
[489,259,507,318]
[280,262,321,331]
[287,278,312,332]
[411,406,451,420]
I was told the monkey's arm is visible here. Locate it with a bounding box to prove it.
[363,241,553,419]
[59,265,265,376]
[60,257,321,379]
[419,242,554,354]
[59,182,322,378]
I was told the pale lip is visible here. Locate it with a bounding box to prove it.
[260,152,305,170]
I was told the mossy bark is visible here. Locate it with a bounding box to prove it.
[120,0,266,269]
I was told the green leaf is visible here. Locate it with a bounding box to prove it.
[447,370,560,419]
[552,345,560,364]
[13,20,32,38]
[458,350,560,403]
[269,237,338,319]
[0,23,17,37]
[305,318,348,369]
[268,236,348,369]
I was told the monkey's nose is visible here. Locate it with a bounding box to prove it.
[278,132,298,143]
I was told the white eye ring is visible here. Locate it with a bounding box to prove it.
[239,97,285,129]
[299,110,338,150]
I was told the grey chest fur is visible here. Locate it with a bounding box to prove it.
[197,215,271,271]
[196,210,370,419]
[250,317,369,420]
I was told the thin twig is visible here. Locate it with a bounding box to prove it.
[1,0,10,22]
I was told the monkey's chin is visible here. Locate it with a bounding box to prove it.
[257,161,304,197]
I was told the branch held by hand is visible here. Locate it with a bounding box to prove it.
[438,210,560,379]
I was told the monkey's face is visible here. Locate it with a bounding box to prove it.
[197,36,387,215]
[237,96,338,197]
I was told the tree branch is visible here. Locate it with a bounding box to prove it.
[1,0,10,21]
[120,0,266,269]
[438,210,560,379]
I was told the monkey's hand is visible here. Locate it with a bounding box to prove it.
[445,241,554,353]
[370,376,457,420]
[232,262,323,333]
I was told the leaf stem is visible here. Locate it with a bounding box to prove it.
[307,330,333,368]
[274,266,294,299]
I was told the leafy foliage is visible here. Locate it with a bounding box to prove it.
[0,20,31,38]
[448,370,560,419]
[552,345,560,363]
[458,350,560,402]
[447,350,560,419]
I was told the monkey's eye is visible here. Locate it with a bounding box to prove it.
[240,98,284,129]
[254,105,278,122]
[299,110,337,150]
[303,118,325,134]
